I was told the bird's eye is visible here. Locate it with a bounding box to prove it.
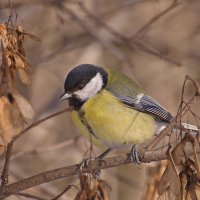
[78,83,84,90]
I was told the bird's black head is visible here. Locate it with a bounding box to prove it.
[60,64,108,109]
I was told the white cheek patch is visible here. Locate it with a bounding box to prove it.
[74,73,103,101]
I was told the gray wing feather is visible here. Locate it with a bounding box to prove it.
[106,69,173,122]
[117,94,173,122]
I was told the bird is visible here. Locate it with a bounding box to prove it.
[60,64,198,163]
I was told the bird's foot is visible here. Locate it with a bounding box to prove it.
[130,145,141,164]
[79,157,96,170]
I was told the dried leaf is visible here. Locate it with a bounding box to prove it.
[98,180,111,200]
[17,68,32,85]
[158,167,169,195]
[171,135,187,165]
[188,185,199,200]
[16,26,41,41]
[10,53,33,85]
[179,172,188,199]
[13,92,34,120]
[0,23,8,47]
[13,53,25,69]
[0,94,24,144]
[167,159,181,198]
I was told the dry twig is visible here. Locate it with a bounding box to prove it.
[0,145,199,198]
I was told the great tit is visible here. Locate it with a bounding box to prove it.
[60,64,198,162]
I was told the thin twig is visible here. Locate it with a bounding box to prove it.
[0,108,72,197]
[78,1,181,67]
[12,107,73,142]
[51,185,79,200]
[130,0,180,40]
[1,145,200,198]
[10,136,80,161]
[0,142,14,195]
[56,2,131,67]
[12,192,47,200]
[145,76,200,151]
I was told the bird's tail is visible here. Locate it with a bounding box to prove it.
[155,121,199,135]
[181,122,199,132]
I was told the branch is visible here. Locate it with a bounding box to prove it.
[12,107,73,142]
[77,1,182,66]
[0,108,72,198]
[0,142,14,194]
[1,145,199,198]
[11,192,47,200]
[51,185,79,200]
[130,0,180,40]
[10,136,80,162]
[145,86,200,151]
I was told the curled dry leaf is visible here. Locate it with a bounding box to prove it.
[183,158,200,200]
[0,94,24,146]
[0,23,38,85]
[12,92,35,120]
[143,162,167,200]
[12,53,32,85]
[157,166,169,195]
[16,26,41,42]
[0,23,8,48]
[167,150,181,198]
[98,180,111,200]
[158,133,200,200]
[74,174,111,200]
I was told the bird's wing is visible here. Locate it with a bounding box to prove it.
[118,94,173,122]
[106,69,173,122]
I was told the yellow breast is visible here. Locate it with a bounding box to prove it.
[71,90,155,148]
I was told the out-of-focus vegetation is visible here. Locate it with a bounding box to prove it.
[0,0,200,199]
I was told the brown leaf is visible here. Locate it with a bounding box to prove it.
[16,26,41,41]
[11,53,32,85]
[171,135,188,165]
[188,184,200,200]
[13,53,25,69]
[157,167,169,195]
[0,94,24,144]
[17,68,32,85]
[168,160,181,198]
[0,23,8,48]
[98,180,111,200]
[179,172,188,199]
[13,92,34,120]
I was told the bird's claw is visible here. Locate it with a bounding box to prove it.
[79,157,96,170]
[130,145,142,164]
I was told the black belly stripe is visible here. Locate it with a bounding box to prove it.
[78,110,99,140]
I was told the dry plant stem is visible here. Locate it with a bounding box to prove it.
[12,192,47,200]
[12,107,73,142]
[130,0,180,40]
[0,142,14,195]
[10,136,80,161]
[51,185,79,200]
[58,4,129,65]
[78,1,181,66]
[1,147,199,198]
[146,93,199,151]
[185,75,200,96]
[0,108,72,198]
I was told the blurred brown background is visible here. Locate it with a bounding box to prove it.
[1,0,200,199]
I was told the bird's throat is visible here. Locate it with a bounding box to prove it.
[68,97,86,110]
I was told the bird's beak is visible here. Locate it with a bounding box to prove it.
[59,92,72,101]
